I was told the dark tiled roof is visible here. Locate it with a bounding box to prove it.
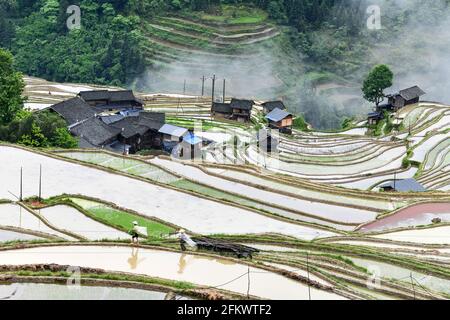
[109,113,165,139]
[50,97,97,126]
[100,114,125,125]
[380,179,427,192]
[79,90,132,102]
[265,108,292,122]
[261,101,286,112]
[212,102,232,113]
[110,117,147,139]
[70,117,121,146]
[230,98,254,110]
[399,86,426,101]
[79,90,143,106]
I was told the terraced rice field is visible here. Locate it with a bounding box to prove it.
[3,93,450,300]
[0,245,346,300]
[0,146,333,239]
[38,205,129,241]
[0,203,76,240]
[0,283,189,300]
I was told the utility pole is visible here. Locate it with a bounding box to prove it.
[306,251,311,300]
[410,273,416,300]
[393,171,397,191]
[201,76,205,96]
[211,74,216,107]
[38,165,42,202]
[183,79,186,95]
[247,267,251,299]
[19,167,23,202]
[222,78,226,102]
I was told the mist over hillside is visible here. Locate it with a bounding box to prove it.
[2,0,450,129]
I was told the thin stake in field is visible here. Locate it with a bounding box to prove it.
[38,164,42,202]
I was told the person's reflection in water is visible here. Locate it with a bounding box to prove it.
[128,247,145,270]
[178,253,189,274]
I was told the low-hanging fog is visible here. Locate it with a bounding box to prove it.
[135,0,450,129]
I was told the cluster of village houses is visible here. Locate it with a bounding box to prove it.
[46,90,293,157]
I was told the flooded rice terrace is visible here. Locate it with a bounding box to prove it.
[360,203,450,232]
[0,146,333,239]
[0,245,346,300]
[0,283,189,300]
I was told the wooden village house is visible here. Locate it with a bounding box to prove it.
[265,108,293,134]
[47,91,165,154]
[230,98,254,123]
[368,86,426,124]
[78,90,144,112]
[386,86,426,111]
[211,102,232,120]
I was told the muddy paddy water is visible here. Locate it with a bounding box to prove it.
[0,246,346,300]
[360,202,450,232]
[0,283,189,300]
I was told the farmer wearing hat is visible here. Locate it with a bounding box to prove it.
[175,229,196,251]
[129,221,140,244]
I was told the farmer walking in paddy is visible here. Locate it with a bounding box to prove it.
[129,221,148,245]
[129,221,140,244]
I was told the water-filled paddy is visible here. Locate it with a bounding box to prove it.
[150,158,377,224]
[0,146,333,240]
[360,202,450,232]
[0,229,42,242]
[0,204,75,240]
[38,205,129,240]
[348,257,450,295]
[0,245,346,300]
[0,283,189,300]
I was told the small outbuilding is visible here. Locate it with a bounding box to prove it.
[178,132,203,159]
[367,111,384,125]
[261,101,286,114]
[265,108,293,134]
[256,129,279,154]
[379,178,427,193]
[158,124,189,152]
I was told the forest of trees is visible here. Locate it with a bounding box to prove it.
[0,0,370,87]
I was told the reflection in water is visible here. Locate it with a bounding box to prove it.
[127,247,145,270]
[178,254,190,274]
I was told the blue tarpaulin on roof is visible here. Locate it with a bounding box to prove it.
[183,133,202,145]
